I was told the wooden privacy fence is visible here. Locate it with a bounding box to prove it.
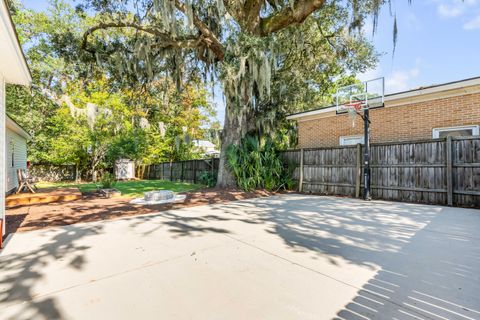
[138,137,479,207]
[281,136,480,207]
[137,158,219,183]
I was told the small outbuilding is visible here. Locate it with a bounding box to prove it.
[115,159,135,180]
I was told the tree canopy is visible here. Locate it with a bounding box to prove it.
[7,0,388,185]
[7,0,218,180]
[76,0,381,186]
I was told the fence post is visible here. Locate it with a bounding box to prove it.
[181,161,184,182]
[355,143,362,198]
[170,162,173,181]
[299,149,304,192]
[211,157,214,177]
[446,136,453,206]
[193,160,197,184]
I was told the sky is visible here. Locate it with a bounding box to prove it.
[22,0,480,124]
[360,0,480,93]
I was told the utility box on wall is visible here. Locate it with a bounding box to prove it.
[115,159,135,180]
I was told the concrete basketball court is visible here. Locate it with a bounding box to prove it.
[1,194,479,320]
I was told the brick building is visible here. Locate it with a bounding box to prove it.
[287,77,480,148]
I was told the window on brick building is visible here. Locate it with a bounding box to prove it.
[432,125,479,138]
[340,135,364,146]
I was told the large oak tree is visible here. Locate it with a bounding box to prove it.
[79,0,382,187]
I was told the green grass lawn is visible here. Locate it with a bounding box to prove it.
[37,180,204,198]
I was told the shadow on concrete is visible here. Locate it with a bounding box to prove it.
[1,194,479,319]
[0,225,103,319]
[211,196,480,319]
[332,209,480,320]
[127,210,234,238]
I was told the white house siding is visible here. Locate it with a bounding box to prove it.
[5,128,27,192]
[0,74,5,235]
[1,0,32,237]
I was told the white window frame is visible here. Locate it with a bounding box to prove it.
[432,125,479,139]
[339,135,364,146]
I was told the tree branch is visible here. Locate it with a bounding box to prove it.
[174,0,225,60]
[243,0,263,32]
[222,0,263,33]
[222,1,240,19]
[82,21,201,52]
[259,0,326,36]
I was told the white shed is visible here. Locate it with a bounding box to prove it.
[5,115,30,193]
[1,0,32,238]
[115,159,135,180]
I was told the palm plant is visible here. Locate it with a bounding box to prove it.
[226,135,294,192]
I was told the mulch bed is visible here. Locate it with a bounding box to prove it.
[5,188,275,234]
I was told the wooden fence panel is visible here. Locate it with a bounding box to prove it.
[301,146,357,196]
[452,137,480,207]
[137,137,478,207]
[281,150,302,182]
[140,158,219,185]
[369,139,447,205]
[281,137,480,207]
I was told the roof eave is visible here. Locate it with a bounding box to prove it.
[287,76,480,120]
[0,0,32,86]
[6,115,31,140]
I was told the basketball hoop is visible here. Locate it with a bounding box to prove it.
[335,77,385,201]
[344,101,364,127]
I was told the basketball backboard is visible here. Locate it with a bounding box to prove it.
[336,77,385,114]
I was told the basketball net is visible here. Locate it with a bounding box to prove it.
[344,102,364,127]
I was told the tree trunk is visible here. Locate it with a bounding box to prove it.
[75,163,80,182]
[92,168,97,182]
[216,101,248,188]
[91,157,99,182]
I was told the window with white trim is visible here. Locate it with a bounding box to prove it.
[339,135,364,146]
[432,125,479,138]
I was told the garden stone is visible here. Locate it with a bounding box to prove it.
[130,190,186,205]
[144,190,174,202]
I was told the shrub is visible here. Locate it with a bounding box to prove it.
[199,171,217,188]
[226,135,295,191]
[100,172,117,189]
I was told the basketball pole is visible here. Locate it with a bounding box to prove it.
[363,108,372,201]
[336,77,383,201]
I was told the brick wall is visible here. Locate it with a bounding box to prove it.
[297,92,480,148]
